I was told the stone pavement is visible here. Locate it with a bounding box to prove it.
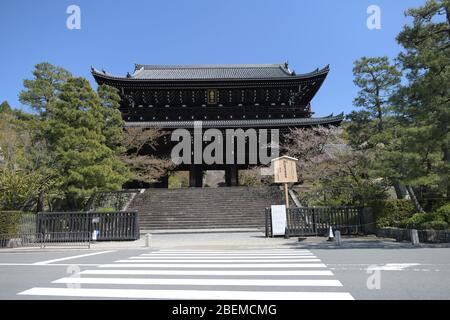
[93,231,292,250]
[2,231,449,253]
[88,232,450,250]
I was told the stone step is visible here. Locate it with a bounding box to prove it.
[140,223,265,228]
[139,219,265,223]
[139,217,265,221]
[128,186,283,230]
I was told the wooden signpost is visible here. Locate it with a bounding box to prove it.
[271,156,298,208]
[271,156,298,237]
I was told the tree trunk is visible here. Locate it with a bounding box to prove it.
[405,185,425,213]
[444,147,450,200]
[84,193,96,212]
[394,182,407,199]
[375,87,383,132]
[36,190,44,213]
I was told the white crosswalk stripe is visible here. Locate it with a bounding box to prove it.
[97,263,328,268]
[131,255,316,258]
[114,259,322,262]
[18,288,354,300]
[17,249,354,300]
[79,269,335,276]
[52,277,343,287]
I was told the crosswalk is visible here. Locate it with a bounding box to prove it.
[17,249,354,300]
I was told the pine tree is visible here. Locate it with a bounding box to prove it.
[42,77,130,208]
[19,62,72,115]
[19,63,131,210]
[352,57,401,134]
[0,101,12,113]
[393,0,450,201]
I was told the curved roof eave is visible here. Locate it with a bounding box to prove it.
[124,113,344,129]
[91,65,330,84]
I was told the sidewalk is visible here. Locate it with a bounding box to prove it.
[91,231,293,250]
[2,232,449,252]
[82,232,450,250]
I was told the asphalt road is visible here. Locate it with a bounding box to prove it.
[0,245,449,300]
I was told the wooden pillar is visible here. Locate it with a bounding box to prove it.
[284,182,291,238]
[225,165,239,186]
[189,165,203,188]
[284,183,289,208]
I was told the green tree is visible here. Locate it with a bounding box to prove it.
[0,169,45,211]
[344,57,403,202]
[0,107,36,171]
[345,110,373,149]
[41,77,130,209]
[97,84,126,152]
[19,62,72,115]
[18,63,75,210]
[346,1,450,212]
[0,101,11,113]
[350,56,401,138]
[0,106,51,211]
[19,63,131,210]
[393,0,450,201]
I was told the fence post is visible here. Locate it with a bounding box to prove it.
[361,207,375,234]
[135,212,140,240]
[284,208,290,239]
[312,207,317,236]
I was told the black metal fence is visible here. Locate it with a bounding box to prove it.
[37,211,140,241]
[265,206,366,237]
[42,232,91,248]
[0,232,91,249]
[0,233,44,249]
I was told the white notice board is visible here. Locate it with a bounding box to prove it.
[271,205,287,236]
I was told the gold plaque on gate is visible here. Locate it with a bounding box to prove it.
[207,89,218,104]
[272,156,298,183]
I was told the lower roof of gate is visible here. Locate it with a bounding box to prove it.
[124,114,344,129]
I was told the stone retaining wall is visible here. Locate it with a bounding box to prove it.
[377,227,450,243]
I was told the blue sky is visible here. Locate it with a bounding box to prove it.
[0,0,424,116]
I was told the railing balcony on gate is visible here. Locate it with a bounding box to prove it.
[265,206,365,238]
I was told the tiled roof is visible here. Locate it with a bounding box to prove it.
[131,64,293,80]
[91,63,330,81]
[124,114,344,129]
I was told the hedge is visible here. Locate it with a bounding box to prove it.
[368,199,414,229]
[0,211,25,235]
[398,203,450,230]
[435,204,450,223]
[377,227,450,243]
[421,220,449,230]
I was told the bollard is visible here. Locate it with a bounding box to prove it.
[411,229,420,246]
[145,233,152,248]
[335,230,342,246]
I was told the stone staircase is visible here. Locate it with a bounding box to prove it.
[127,187,284,231]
